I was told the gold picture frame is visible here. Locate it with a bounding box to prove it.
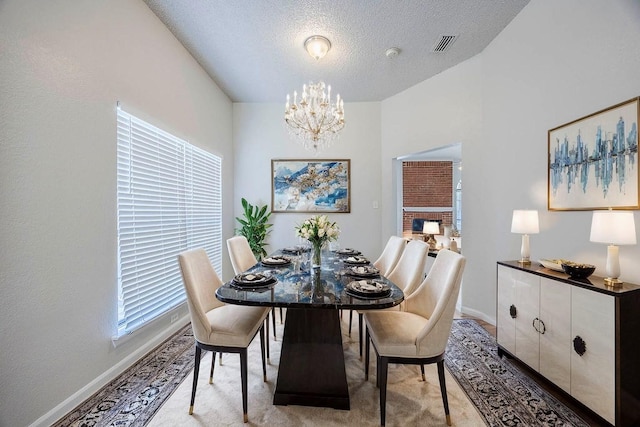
[548,97,639,211]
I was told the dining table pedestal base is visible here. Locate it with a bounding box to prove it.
[273,308,350,410]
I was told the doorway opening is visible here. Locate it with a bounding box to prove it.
[394,142,462,248]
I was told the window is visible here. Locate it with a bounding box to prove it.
[116,107,222,338]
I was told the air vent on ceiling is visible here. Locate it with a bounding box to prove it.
[432,35,458,53]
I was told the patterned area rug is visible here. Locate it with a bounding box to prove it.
[446,319,588,427]
[53,325,196,427]
[54,319,587,426]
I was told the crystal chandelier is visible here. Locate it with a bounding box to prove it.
[284,81,345,152]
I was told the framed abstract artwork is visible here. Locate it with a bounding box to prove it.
[548,97,639,211]
[271,159,350,213]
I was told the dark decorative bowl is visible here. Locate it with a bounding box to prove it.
[561,262,595,279]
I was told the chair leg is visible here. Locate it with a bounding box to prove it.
[365,326,370,381]
[265,319,270,362]
[279,307,283,323]
[379,356,389,427]
[240,349,248,423]
[271,309,276,339]
[209,351,216,384]
[358,312,363,358]
[376,353,380,388]
[348,310,353,336]
[437,359,452,426]
[420,364,425,381]
[260,325,267,382]
[190,345,202,415]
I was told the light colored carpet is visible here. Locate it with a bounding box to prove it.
[148,313,485,426]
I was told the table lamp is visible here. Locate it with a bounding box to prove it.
[422,221,440,250]
[511,210,539,265]
[590,210,637,287]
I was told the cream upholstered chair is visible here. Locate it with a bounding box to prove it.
[348,235,406,339]
[178,249,269,423]
[373,235,407,276]
[227,235,259,274]
[385,239,430,296]
[353,239,428,357]
[227,236,280,341]
[364,249,466,426]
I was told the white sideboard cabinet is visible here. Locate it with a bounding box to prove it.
[497,261,640,426]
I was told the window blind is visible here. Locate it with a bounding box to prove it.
[116,108,222,337]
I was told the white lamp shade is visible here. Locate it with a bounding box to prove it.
[422,221,440,235]
[511,210,539,234]
[590,210,637,245]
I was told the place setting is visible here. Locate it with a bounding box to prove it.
[344,264,380,278]
[342,255,369,265]
[230,272,277,290]
[334,247,362,256]
[282,245,311,255]
[346,279,391,299]
[261,255,292,267]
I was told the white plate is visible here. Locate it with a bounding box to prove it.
[538,259,564,272]
[261,256,290,265]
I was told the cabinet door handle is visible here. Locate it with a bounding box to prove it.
[573,336,586,356]
[532,317,541,333]
[509,304,517,318]
[538,319,546,335]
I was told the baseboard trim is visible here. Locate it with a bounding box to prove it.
[459,305,495,326]
[29,314,191,427]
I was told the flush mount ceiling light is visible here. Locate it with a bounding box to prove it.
[304,35,331,60]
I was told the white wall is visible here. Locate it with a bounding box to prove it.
[468,0,640,320]
[381,55,484,316]
[232,102,383,266]
[0,1,233,426]
[382,0,640,323]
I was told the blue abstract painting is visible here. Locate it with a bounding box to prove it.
[548,98,639,210]
[271,159,350,212]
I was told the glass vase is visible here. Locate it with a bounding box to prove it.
[312,241,323,268]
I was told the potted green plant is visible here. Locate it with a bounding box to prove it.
[235,198,273,260]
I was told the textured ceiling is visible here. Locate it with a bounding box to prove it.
[144,0,529,103]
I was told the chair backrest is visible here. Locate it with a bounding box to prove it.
[385,239,429,296]
[227,235,258,274]
[405,249,466,356]
[178,248,224,343]
[373,236,407,277]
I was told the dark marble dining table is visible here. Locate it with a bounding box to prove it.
[215,248,404,410]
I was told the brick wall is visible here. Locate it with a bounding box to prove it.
[403,161,452,206]
[402,161,453,233]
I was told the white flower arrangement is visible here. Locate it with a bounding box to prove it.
[295,214,340,248]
